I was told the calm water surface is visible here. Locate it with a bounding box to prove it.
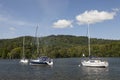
[0,58,120,80]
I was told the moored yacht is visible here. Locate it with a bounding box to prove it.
[81,23,109,68]
[81,57,108,68]
[20,37,28,64]
[29,56,53,66]
[29,26,53,66]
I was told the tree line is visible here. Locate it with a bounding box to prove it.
[0,35,120,59]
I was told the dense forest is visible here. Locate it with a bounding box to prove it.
[0,35,120,59]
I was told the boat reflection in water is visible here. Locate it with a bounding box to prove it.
[81,66,109,80]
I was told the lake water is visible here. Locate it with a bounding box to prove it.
[0,58,120,80]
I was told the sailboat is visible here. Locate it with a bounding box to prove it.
[20,37,29,64]
[29,26,53,66]
[81,23,109,68]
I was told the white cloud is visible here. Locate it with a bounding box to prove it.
[53,19,73,28]
[9,27,16,31]
[76,10,116,25]
[0,14,35,27]
[112,8,120,12]
[9,20,33,26]
[9,27,16,33]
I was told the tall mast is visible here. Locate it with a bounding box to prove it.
[23,36,25,58]
[87,22,91,56]
[35,26,39,55]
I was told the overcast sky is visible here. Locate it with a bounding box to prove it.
[0,0,120,39]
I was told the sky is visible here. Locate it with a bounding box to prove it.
[0,0,120,39]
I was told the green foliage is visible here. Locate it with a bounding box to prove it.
[0,35,120,59]
[8,47,21,59]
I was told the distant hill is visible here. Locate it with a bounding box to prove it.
[0,35,120,59]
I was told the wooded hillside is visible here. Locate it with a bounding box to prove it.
[0,35,120,59]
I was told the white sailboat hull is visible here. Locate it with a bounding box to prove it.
[81,59,108,68]
[29,59,53,66]
[29,57,53,66]
[20,59,29,64]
